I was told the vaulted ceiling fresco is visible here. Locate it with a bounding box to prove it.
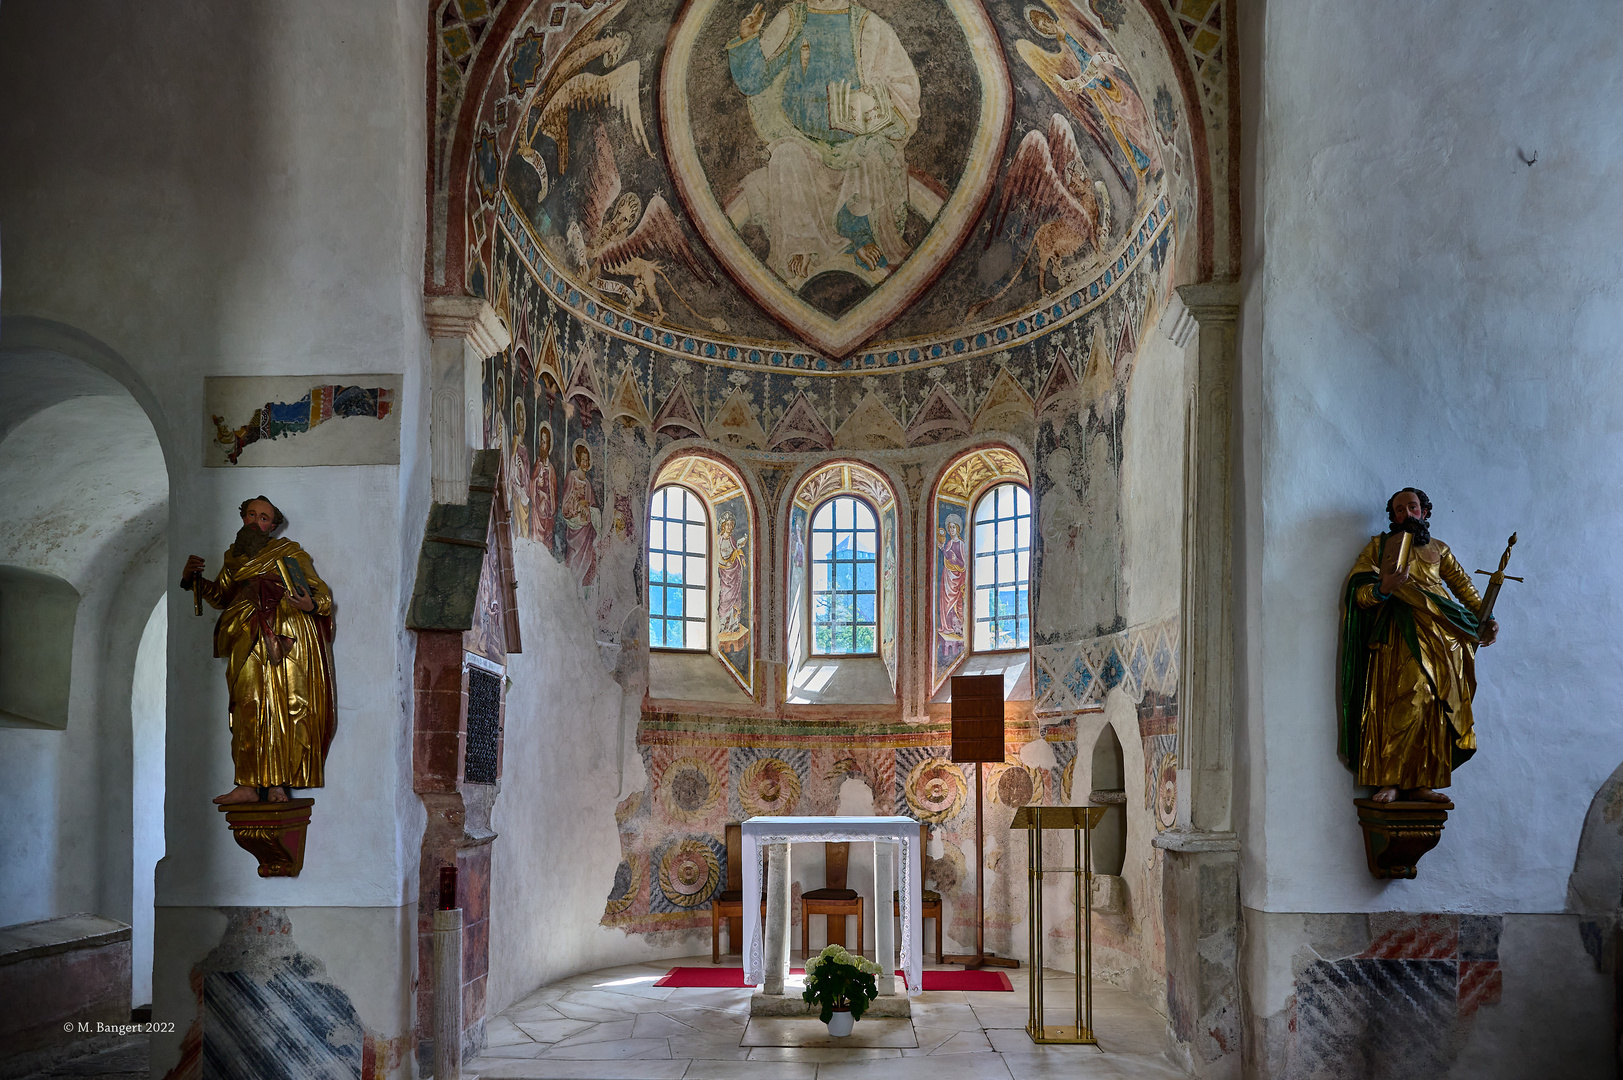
[428,0,1222,368]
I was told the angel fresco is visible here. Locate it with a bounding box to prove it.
[724,0,922,291]
[566,130,729,331]
[969,114,1110,320]
[1016,3,1161,203]
[519,0,650,188]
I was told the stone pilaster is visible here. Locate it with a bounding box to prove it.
[424,296,509,505]
[1154,281,1242,1080]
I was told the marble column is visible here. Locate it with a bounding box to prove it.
[763,844,791,996]
[873,842,896,996]
[423,295,510,506]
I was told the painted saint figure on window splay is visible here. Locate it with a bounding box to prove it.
[716,511,750,647]
[936,515,967,648]
[726,0,920,289]
[1340,488,1500,804]
[561,441,600,586]
[182,496,336,806]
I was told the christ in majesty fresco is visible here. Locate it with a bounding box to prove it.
[725,0,921,291]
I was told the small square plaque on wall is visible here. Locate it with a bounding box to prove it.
[950,674,1004,763]
[203,375,402,467]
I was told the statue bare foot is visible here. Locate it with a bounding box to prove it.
[1403,787,1451,803]
[1371,786,1399,803]
[213,785,261,805]
[267,786,290,803]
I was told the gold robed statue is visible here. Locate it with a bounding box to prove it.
[1340,488,1501,804]
[182,496,336,805]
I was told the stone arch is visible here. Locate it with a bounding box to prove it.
[0,315,172,1012]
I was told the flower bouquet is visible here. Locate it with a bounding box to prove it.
[801,944,882,1035]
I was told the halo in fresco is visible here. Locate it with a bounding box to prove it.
[655,836,725,907]
[661,0,1013,356]
[905,756,969,822]
[739,756,803,816]
[659,756,725,824]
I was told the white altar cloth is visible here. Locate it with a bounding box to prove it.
[741,815,922,998]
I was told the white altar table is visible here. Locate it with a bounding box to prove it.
[741,815,922,998]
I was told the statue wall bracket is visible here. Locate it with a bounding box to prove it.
[1354,798,1452,879]
[218,798,315,877]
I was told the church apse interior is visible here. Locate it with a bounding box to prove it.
[1,0,1620,1077]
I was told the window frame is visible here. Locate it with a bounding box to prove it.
[647,482,712,653]
[805,492,884,659]
[968,480,1032,655]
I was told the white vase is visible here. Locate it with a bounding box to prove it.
[826,1009,854,1037]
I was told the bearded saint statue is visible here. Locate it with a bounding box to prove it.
[1340,487,1499,804]
[183,496,336,805]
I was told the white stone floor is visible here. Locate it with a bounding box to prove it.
[468,954,1192,1079]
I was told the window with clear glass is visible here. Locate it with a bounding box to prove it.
[972,482,1031,651]
[648,485,708,650]
[809,495,878,655]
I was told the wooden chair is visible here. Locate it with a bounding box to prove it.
[895,821,944,964]
[711,823,766,963]
[801,841,863,960]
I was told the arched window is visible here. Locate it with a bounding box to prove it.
[930,446,1031,693]
[810,495,879,656]
[971,482,1031,651]
[648,485,708,650]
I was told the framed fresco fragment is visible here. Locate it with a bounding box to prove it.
[660,0,1012,357]
[204,375,401,467]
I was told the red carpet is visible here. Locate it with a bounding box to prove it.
[654,966,1012,991]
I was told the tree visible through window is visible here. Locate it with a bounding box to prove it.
[649,485,708,650]
[810,495,878,655]
[972,482,1031,650]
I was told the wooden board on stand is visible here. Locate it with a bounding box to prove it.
[944,674,1018,970]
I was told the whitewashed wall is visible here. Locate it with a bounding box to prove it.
[1240,0,1623,1073]
[0,1,430,1074]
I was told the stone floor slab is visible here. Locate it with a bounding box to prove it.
[741,1016,917,1048]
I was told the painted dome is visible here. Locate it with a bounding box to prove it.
[431,0,1209,374]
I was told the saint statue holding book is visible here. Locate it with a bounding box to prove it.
[183,495,337,805]
[726,0,920,289]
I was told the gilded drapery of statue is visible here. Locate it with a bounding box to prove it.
[1340,489,1491,798]
[187,498,336,803]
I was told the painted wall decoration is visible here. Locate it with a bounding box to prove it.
[661,0,1013,357]
[445,0,1205,989]
[930,445,1030,689]
[204,376,399,467]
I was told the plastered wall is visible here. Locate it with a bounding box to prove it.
[1240,0,1623,1072]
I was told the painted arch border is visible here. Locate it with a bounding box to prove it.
[650,448,760,696]
[659,0,1015,358]
[929,442,1033,695]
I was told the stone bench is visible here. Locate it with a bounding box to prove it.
[0,914,131,1079]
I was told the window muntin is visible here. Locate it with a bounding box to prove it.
[810,495,879,656]
[971,482,1031,651]
[648,485,708,650]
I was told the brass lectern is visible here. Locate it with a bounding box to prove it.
[1011,804,1106,1044]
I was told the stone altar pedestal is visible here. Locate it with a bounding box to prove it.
[741,815,922,1017]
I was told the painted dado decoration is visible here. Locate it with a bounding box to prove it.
[432,0,1216,985]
